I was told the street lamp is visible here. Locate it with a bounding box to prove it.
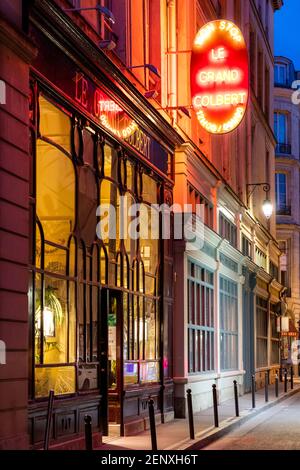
[246,182,273,219]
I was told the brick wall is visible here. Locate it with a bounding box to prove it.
[0,14,36,449]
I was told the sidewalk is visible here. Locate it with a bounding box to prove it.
[99,381,300,451]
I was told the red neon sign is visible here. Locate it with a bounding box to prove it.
[191,20,249,134]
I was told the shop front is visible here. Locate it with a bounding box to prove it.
[27,3,179,448]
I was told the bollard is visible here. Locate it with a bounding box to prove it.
[251,375,256,409]
[44,389,54,451]
[186,389,195,440]
[264,372,269,402]
[284,369,288,393]
[212,384,219,427]
[233,380,239,417]
[148,398,158,451]
[291,366,294,390]
[279,367,283,383]
[84,415,93,451]
[275,374,279,398]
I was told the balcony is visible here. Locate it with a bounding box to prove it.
[276,206,291,216]
[276,143,291,155]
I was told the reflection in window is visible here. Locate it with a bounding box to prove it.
[39,95,71,152]
[36,142,75,246]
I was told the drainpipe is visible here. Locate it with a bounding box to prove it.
[167,0,177,124]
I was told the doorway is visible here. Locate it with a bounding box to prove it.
[101,288,124,436]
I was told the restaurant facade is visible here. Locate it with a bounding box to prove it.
[0,0,184,449]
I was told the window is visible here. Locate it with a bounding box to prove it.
[274,112,288,144]
[188,185,214,230]
[257,49,263,106]
[220,277,238,371]
[32,90,161,398]
[219,212,237,248]
[279,241,289,288]
[256,297,268,368]
[255,247,267,270]
[269,261,279,281]
[242,235,252,258]
[188,261,214,374]
[250,29,256,89]
[270,304,280,365]
[275,173,287,213]
[275,64,288,85]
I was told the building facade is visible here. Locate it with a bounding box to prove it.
[274,56,300,365]
[0,0,284,449]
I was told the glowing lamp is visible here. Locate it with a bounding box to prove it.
[262,198,273,219]
[191,20,249,134]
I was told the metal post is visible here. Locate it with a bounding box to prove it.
[44,389,54,451]
[233,380,239,417]
[275,374,279,398]
[148,398,158,451]
[264,372,269,402]
[251,375,256,409]
[279,367,283,383]
[84,415,93,451]
[212,384,219,427]
[284,369,288,393]
[291,366,294,390]
[186,389,195,440]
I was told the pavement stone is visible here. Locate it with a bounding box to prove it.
[99,381,300,451]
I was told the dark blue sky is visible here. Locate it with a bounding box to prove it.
[275,0,300,69]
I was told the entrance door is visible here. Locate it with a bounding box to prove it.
[100,288,124,436]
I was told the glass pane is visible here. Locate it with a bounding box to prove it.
[124,362,138,385]
[140,204,159,276]
[142,173,158,204]
[77,165,97,247]
[43,276,68,364]
[34,273,42,365]
[126,160,134,192]
[104,144,118,180]
[68,238,76,277]
[108,295,117,389]
[99,180,120,258]
[78,364,98,391]
[91,285,99,362]
[36,141,75,246]
[35,224,42,269]
[82,128,94,166]
[39,95,71,153]
[44,243,66,274]
[123,192,137,265]
[145,298,156,360]
[140,362,159,383]
[69,281,76,363]
[35,365,75,398]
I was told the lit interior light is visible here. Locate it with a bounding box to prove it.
[262,198,273,219]
[43,307,55,337]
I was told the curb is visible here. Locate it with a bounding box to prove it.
[174,387,300,451]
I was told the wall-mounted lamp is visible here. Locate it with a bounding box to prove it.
[99,39,117,50]
[144,90,159,99]
[126,64,161,79]
[63,5,116,24]
[246,182,273,219]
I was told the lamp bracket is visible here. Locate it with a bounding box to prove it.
[246,182,270,205]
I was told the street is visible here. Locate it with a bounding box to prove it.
[203,393,300,450]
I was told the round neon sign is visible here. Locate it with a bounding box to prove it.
[191,20,249,134]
